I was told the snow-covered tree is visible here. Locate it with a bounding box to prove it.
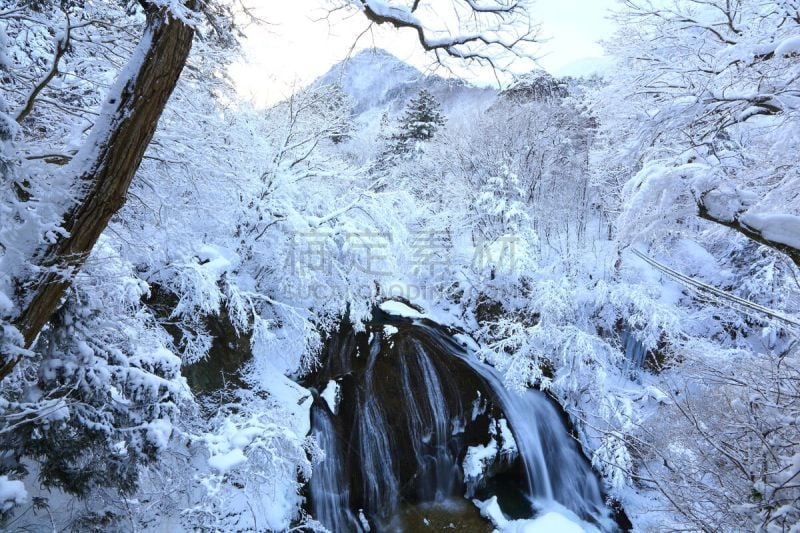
[0,0,233,505]
[0,0,540,527]
[388,89,446,156]
[8,0,797,530]
[582,1,800,527]
[601,0,800,266]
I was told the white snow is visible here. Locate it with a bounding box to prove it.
[0,290,13,314]
[75,340,94,358]
[775,36,800,57]
[379,300,426,319]
[195,243,239,279]
[454,333,480,351]
[473,496,508,528]
[471,391,487,421]
[5,6,799,530]
[741,212,800,249]
[0,476,27,512]
[146,418,173,451]
[321,380,341,415]
[696,184,749,223]
[498,418,517,455]
[463,439,498,481]
[503,511,586,533]
[251,358,313,437]
[672,239,728,284]
[473,497,586,533]
[463,418,517,488]
[208,448,247,472]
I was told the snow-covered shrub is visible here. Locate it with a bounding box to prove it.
[182,390,316,531]
[633,344,800,530]
[0,238,189,497]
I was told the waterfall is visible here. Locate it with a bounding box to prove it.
[455,349,609,523]
[305,312,618,532]
[356,339,400,516]
[418,323,611,527]
[399,340,461,502]
[309,404,361,532]
[621,328,648,377]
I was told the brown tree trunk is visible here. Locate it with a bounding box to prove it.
[1,6,195,378]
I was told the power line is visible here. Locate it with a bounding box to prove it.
[632,249,800,333]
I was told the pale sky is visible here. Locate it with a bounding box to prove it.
[229,0,618,107]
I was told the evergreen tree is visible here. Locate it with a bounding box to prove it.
[388,89,446,156]
[326,83,353,144]
[377,111,391,145]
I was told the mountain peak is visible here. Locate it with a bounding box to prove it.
[313,48,427,113]
[312,47,496,120]
[344,48,410,65]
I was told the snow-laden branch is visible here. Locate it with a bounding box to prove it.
[2,6,197,381]
[697,189,800,268]
[351,0,536,67]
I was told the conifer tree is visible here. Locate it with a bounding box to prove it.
[326,83,353,144]
[388,89,446,156]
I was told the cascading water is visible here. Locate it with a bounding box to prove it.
[399,340,461,502]
[356,339,400,515]
[425,326,611,526]
[309,405,362,532]
[304,308,621,532]
[621,328,648,377]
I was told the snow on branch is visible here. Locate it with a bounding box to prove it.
[351,0,537,67]
[697,189,800,268]
[142,0,201,27]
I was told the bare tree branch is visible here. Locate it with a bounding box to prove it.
[15,10,71,124]
[351,0,536,68]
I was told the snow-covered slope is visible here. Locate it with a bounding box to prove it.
[313,48,497,122]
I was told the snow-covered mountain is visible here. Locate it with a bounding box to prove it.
[313,48,497,123]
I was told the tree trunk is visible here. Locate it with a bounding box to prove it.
[1,6,195,378]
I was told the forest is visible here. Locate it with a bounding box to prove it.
[0,0,799,531]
